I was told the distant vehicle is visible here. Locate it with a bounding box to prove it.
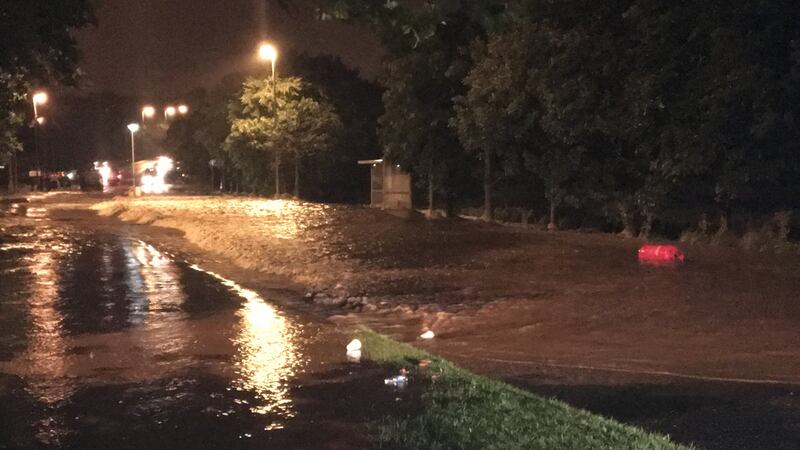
[79,170,103,191]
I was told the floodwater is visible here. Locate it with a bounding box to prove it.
[8,193,800,450]
[0,198,398,449]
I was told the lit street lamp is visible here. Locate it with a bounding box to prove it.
[142,105,156,122]
[32,92,48,119]
[177,104,189,115]
[258,42,280,194]
[164,106,177,120]
[258,42,278,84]
[31,91,48,189]
[127,123,140,191]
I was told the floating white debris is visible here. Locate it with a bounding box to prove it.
[420,330,435,340]
[346,349,362,362]
[346,339,362,362]
[346,339,362,352]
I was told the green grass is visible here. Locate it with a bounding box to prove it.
[356,329,690,450]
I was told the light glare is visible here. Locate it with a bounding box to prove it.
[32,92,48,105]
[141,156,174,194]
[258,43,278,62]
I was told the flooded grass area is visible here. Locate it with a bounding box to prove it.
[356,329,687,450]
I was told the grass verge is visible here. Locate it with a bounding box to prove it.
[356,328,690,450]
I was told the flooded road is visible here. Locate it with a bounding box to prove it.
[0,198,398,449]
[10,193,800,449]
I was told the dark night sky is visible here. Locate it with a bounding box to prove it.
[75,0,383,98]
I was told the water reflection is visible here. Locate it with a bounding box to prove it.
[26,207,47,219]
[189,264,302,428]
[1,218,310,442]
[126,240,188,326]
[23,243,72,404]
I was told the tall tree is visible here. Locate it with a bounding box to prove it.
[227,76,341,197]
[281,52,383,203]
[321,0,507,217]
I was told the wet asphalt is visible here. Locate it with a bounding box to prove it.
[0,195,410,449]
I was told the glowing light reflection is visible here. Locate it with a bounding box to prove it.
[189,264,301,424]
[141,156,174,194]
[94,161,112,188]
[16,232,74,404]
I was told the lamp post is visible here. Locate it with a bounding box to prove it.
[258,43,278,84]
[31,91,48,190]
[142,105,156,122]
[258,42,279,194]
[127,123,140,191]
[177,104,189,115]
[32,92,47,119]
[164,106,176,120]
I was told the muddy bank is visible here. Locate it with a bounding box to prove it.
[92,195,800,385]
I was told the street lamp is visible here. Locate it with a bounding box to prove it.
[127,123,140,191]
[258,42,280,194]
[258,42,278,83]
[32,92,48,118]
[259,43,278,64]
[164,106,176,120]
[31,91,48,189]
[177,104,189,115]
[142,105,156,122]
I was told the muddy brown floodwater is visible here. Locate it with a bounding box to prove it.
[7,193,800,450]
[0,196,415,449]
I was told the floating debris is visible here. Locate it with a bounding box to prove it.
[346,338,362,362]
[346,339,362,352]
[384,375,408,387]
[420,330,435,340]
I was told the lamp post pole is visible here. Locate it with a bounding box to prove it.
[31,92,48,190]
[258,42,279,195]
[127,123,140,191]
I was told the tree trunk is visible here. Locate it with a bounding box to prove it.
[618,201,635,238]
[445,196,455,219]
[14,152,19,191]
[483,149,493,221]
[274,155,281,196]
[547,197,559,231]
[639,212,654,239]
[719,210,730,233]
[7,152,15,192]
[293,154,300,199]
[427,166,435,218]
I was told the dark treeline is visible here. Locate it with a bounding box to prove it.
[4,0,799,240]
[314,0,800,238]
[0,0,95,190]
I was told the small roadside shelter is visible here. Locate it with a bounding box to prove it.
[357,159,411,210]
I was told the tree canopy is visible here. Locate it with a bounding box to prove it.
[0,0,95,189]
[227,76,341,197]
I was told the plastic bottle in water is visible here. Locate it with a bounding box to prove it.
[384,375,408,387]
